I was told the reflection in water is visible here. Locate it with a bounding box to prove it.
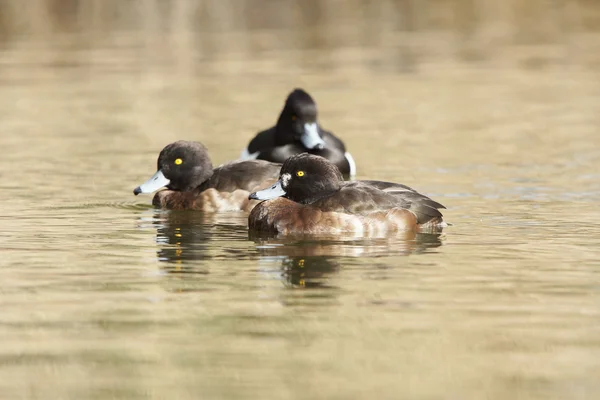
[154,211,212,273]
[145,208,442,286]
[251,232,443,288]
[281,257,340,289]
[147,210,249,273]
[250,230,443,257]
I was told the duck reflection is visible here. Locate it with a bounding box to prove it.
[141,209,443,282]
[251,231,443,288]
[150,210,248,273]
[154,211,211,272]
[281,257,340,289]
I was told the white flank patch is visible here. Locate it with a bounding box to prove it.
[280,173,291,188]
[350,218,365,236]
[240,147,260,160]
[344,152,357,178]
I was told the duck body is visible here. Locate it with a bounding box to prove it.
[241,88,356,178]
[248,153,446,236]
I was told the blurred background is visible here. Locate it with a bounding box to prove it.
[2,0,598,193]
[2,0,599,67]
[1,1,600,399]
[2,0,599,66]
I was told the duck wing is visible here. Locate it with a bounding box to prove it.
[201,160,281,193]
[314,181,445,225]
[356,180,416,193]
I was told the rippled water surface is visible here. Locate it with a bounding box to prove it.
[1,2,600,399]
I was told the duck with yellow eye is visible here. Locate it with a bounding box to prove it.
[240,88,357,179]
[248,153,447,236]
[133,141,281,212]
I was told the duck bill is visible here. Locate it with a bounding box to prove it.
[249,180,286,200]
[133,169,170,195]
[301,122,325,150]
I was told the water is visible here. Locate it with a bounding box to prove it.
[1,1,600,399]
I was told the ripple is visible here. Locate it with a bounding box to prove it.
[47,202,153,211]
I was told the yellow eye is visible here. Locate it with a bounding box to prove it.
[291,115,297,121]
[174,158,183,165]
[296,170,305,177]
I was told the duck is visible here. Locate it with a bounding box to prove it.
[133,141,280,212]
[248,153,446,236]
[240,88,357,178]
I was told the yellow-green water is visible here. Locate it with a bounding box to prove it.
[1,1,600,399]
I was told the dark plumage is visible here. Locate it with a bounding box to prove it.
[133,141,280,212]
[240,88,357,178]
[248,153,446,236]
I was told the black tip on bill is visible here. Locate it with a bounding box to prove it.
[133,187,142,196]
[248,192,258,200]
